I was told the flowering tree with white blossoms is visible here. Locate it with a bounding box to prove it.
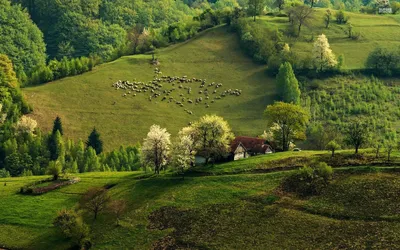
[312,34,337,72]
[142,125,171,174]
[187,115,234,164]
[172,132,195,179]
[16,115,37,134]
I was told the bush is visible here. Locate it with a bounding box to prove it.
[53,209,91,248]
[282,162,333,196]
[0,169,10,178]
[335,10,349,24]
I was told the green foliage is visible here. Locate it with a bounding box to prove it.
[326,140,341,157]
[303,76,400,140]
[247,0,266,21]
[365,47,400,76]
[0,0,46,73]
[46,161,63,180]
[276,62,301,104]
[282,162,333,196]
[264,102,310,151]
[86,128,103,155]
[344,120,370,154]
[53,209,91,248]
[335,10,349,24]
[52,116,63,136]
[188,115,234,163]
[0,168,10,178]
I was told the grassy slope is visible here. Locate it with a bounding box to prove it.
[1,151,400,249]
[259,9,400,69]
[23,26,276,150]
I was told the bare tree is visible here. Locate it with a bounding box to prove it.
[108,200,127,224]
[80,187,111,220]
[291,5,315,36]
[128,24,148,54]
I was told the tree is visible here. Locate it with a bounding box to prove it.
[347,22,353,38]
[335,10,348,24]
[324,9,332,28]
[276,62,301,105]
[128,24,149,54]
[80,187,110,220]
[48,131,65,161]
[53,209,90,248]
[384,139,396,162]
[0,0,46,73]
[16,116,37,134]
[142,125,171,174]
[384,132,397,162]
[264,102,310,151]
[247,0,265,21]
[344,120,370,154]
[326,140,340,157]
[371,135,383,158]
[188,115,234,164]
[52,116,63,135]
[308,0,319,8]
[291,5,315,36]
[86,128,103,155]
[47,161,63,180]
[108,200,127,224]
[312,34,337,72]
[172,133,195,179]
[274,0,285,11]
[365,47,400,76]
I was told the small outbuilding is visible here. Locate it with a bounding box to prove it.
[230,136,274,161]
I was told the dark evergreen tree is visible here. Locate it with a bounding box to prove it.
[52,116,63,135]
[86,128,103,155]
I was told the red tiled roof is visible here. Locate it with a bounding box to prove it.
[231,136,272,154]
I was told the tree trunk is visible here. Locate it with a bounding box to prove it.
[298,23,302,37]
[355,146,359,154]
[331,149,334,158]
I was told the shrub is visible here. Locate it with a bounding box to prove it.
[0,169,10,178]
[282,162,333,196]
[335,10,349,24]
[53,209,91,248]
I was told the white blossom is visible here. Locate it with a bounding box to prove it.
[16,116,37,134]
[142,125,171,174]
[312,34,337,71]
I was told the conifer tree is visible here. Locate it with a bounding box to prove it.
[52,116,63,135]
[86,128,103,155]
[48,131,65,161]
[276,62,301,105]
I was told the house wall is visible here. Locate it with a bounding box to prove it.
[234,152,246,161]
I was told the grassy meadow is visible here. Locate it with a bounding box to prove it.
[1,151,400,249]
[23,26,276,150]
[259,9,400,69]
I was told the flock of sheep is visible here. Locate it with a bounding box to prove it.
[111,68,242,115]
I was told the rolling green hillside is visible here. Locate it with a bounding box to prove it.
[24,26,276,150]
[1,152,400,249]
[259,9,400,69]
